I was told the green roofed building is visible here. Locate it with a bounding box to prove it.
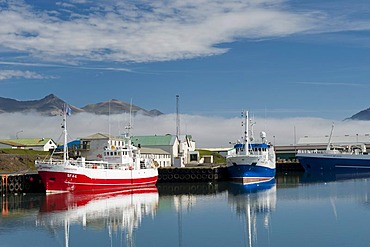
[131,135,179,166]
[131,135,177,148]
[0,138,57,151]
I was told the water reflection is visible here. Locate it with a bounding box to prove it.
[1,173,370,247]
[301,171,370,184]
[37,186,159,247]
[227,180,276,247]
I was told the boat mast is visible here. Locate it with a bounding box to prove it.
[326,123,335,151]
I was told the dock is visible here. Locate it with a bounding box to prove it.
[1,173,45,195]
[0,161,303,194]
[158,166,228,183]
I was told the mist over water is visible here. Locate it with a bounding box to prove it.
[1,112,370,147]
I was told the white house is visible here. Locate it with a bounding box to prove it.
[140,147,172,167]
[0,138,57,151]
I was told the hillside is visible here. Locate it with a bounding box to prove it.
[348,108,370,120]
[0,149,49,172]
[82,99,162,116]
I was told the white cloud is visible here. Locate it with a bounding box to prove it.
[0,69,52,80]
[0,0,316,63]
[294,81,370,88]
[1,112,369,148]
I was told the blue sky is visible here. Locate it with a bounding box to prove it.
[1,0,370,119]
[1,0,370,147]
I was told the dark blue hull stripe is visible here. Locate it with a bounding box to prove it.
[227,164,275,179]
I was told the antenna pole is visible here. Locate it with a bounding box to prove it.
[127,98,133,137]
[63,104,68,162]
[176,95,180,138]
[108,100,111,137]
[243,111,250,155]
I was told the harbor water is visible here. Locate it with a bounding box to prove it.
[1,172,369,247]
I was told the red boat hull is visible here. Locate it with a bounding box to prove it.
[38,170,158,194]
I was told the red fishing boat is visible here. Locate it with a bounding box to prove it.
[35,105,158,194]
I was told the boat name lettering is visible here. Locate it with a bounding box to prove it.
[67,174,77,178]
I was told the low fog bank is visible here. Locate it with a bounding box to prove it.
[1,113,370,148]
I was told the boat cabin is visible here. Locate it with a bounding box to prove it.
[234,143,270,155]
[103,146,137,166]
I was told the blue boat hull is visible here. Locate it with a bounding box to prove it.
[227,164,275,184]
[298,155,370,173]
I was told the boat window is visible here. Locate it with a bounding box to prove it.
[114,152,117,156]
[110,152,113,156]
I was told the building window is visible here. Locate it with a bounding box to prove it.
[190,154,198,162]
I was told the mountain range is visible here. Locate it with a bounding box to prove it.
[1,94,369,120]
[0,94,163,116]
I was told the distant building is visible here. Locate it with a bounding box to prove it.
[131,135,179,166]
[132,134,198,167]
[0,138,57,151]
[140,147,171,167]
[56,140,82,158]
[297,134,370,147]
[78,133,197,167]
[274,134,370,162]
[177,134,198,166]
[79,133,125,160]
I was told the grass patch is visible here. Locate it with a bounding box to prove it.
[197,149,226,164]
[0,148,49,155]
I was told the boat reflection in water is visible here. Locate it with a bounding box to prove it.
[227,179,276,247]
[301,170,370,184]
[36,186,159,247]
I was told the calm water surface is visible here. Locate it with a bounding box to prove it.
[1,172,369,247]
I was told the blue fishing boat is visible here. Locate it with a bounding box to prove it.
[226,111,276,184]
